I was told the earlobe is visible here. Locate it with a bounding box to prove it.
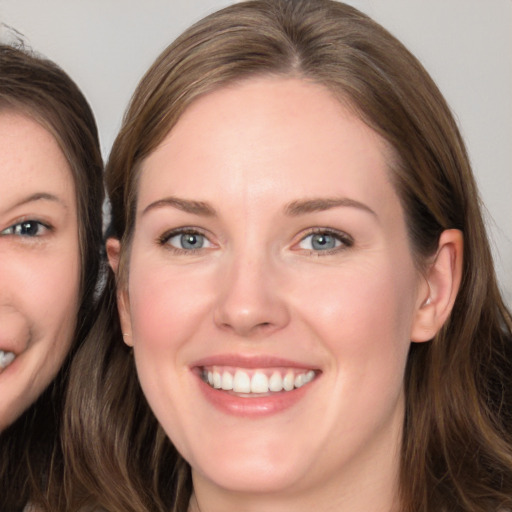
[105,237,133,347]
[116,290,134,347]
[411,229,463,343]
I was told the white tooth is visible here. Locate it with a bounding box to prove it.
[294,373,305,388]
[269,371,283,392]
[207,371,214,386]
[304,370,315,383]
[233,370,251,393]
[212,370,222,389]
[0,351,15,369]
[283,371,294,391]
[221,370,234,390]
[251,371,269,393]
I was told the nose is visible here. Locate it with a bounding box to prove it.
[213,253,290,338]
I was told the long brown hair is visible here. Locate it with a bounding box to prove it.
[0,44,104,511]
[64,1,512,510]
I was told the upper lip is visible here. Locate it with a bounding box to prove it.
[0,311,30,356]
[191,354,319,370]
[0,337,26,356]
[0,344,22,357]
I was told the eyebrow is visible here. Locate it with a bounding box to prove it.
[141,196,376,218]
[284,197,376,216]
[2,192,68,214]
[142,197,217,217]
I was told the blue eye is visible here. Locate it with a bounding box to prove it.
[165,231,212,251]
[1,220,49,237]
[298,230,351,252]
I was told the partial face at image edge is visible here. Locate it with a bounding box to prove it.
[0,111,80,430]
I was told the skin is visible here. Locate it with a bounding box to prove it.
[109,77,462,512]
[0,111,80,431]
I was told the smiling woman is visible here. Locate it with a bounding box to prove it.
[64,1,512,511]
[0,45,103,511]
[0,111,79,428]
[114,80,437,500]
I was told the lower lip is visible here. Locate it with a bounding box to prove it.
[195,373,316,417]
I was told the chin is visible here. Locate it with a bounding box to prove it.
[190,446,314,495]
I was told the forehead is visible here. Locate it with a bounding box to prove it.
[138,77,400,219]
[0,110,74,194]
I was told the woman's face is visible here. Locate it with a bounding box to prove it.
[0,111,80,430]
[116,78,430,503]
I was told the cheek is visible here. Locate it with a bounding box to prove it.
[0,247,80,429]
[19,248,80,336]
[32,252,81,373]
[126,263,213,431]
[128,261,213,353]
[289,259,418,444]
[294,257,417,379]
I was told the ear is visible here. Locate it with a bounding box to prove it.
[106,237,133,347]
[410,229,463,343]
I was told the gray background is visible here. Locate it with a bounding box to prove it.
[1,0,510,305]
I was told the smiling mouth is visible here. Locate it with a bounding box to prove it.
[201,366,318,394]
[0,350,16,372]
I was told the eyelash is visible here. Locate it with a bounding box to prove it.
[296,228,353,256]
[157,227,213,255]
[0,220,52,238]
[157,226,353,256]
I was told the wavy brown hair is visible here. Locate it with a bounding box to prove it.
[64,1,512,511]
[0,44,104,511]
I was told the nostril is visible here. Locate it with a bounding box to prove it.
[217,317,282,338]
[213,277,291,336]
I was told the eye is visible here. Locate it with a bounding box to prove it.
[297,229,352,252]
[162,229,213,252]
[1,220,49,237]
